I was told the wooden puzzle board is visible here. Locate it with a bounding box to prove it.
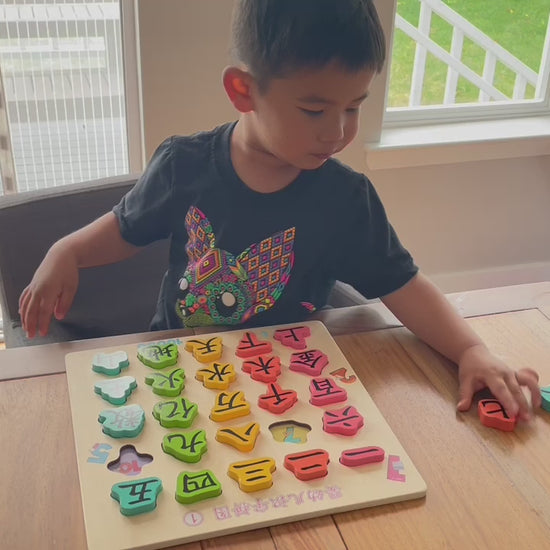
[65,321,426,550]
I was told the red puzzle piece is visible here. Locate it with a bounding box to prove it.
[309,377,347,406]
[340,446,385,467]
[289,349,329,377]
[284,449,330,481]
[235,332,272,358]
[242,355,281,383]
[322,406,364,435]
[273,326,311,350]
[258,383,298,414]
[478,399,517,431]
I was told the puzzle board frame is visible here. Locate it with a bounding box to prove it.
[65,320,426,550]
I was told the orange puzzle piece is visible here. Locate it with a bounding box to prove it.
[235,331,272,358]
[284,449,330,481]
[478,399,517,431]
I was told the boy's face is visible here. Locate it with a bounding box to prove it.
[248,62,376,170]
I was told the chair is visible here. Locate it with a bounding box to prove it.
[0,174,368,348]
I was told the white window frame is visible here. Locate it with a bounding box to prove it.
[363,0,550,170]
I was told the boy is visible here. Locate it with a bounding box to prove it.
[19,0,540,420]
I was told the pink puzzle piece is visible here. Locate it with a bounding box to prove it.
[340,446,385,467]
[322,406,364,435]
[289,349,329,377]
[309,377,347,406]
[273,326,311,350]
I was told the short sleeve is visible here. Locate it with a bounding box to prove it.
[113,137,175,246]
[333,176,418,299]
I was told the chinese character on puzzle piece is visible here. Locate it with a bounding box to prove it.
[195,362,236,389]
[236,331,272,358]
[258,383,298,414]
[152,397,198,428]
[289,349,329,376]
[210,390,251,422]
[322,406,364,436]
[176,470,222,504]
[137,342,179,369]
[110,477,163,516]
[185,337,223,363]
[228,457,276,492]
[273,326,311,350]
[242,355,281,383]
[284,449,330,481]
[309,377,347,406]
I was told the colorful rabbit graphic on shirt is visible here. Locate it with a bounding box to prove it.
[176,206,295,327]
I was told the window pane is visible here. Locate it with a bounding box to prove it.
[0,0,129,194]
[388,0,550,109]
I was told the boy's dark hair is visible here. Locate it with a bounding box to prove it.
[231,0,386,89]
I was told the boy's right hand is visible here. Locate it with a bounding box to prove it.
[19,241,79,338]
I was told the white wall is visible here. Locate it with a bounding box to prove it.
[137,0,550,292]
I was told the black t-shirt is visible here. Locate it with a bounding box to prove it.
[113,122,417,330]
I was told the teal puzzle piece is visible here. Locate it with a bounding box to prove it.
[111,477,163,516]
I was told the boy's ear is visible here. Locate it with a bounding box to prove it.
[222,66,255,113]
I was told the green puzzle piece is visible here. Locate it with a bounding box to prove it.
[162,429,207,463]
[152,397,199,428]
[541,386,550,412]
[175,469,222,505]
[145,368,186,397]
[111,477,163,516]
[94,376,137,405]
[92,351,130,376]
[137,342,179,369]
[98,404,146,438]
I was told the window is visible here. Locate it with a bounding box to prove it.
[0,0,142,195]
[362,0,550,169]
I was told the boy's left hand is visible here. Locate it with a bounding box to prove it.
[456,343,541,422]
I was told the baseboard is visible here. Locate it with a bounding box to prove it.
[429,262,550,293]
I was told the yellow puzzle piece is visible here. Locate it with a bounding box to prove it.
[185,337,223,363]
[228,457,276,492]
[210,390,250,422]
[195,362,236,389]
[216,422,260,452]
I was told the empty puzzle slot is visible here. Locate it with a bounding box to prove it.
[269,420,311,444]
[107,444,153,476]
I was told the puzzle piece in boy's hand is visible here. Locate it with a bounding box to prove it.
[216,422,260,452]
[540,386,550,412]
[228,457,276,492]
[284,449,330,481]
[258,383,298,414]
[289,349,329,376]
[145,368,186,397]
[340,446,385,467]
[111,477,163,516]
[92,351,129,376]
[242,355,281,383]
[196,362,236,389]
[107,444,153,476]
[210,390,251,422]
[137,342,179,369]
[478,399,517,431]
[175,470,222,504]
[273,326,311,350]
[152,397,198,428]
[309,377,347,406]
[235,331,272,358]
[185,337,223,363]
[98,404,145,438]
[322,406,364,436]
[94,376,137,405]
[162,429,207,463]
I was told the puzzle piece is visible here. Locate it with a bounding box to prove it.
[284,449,330,481]
[235,331,272,358]
[98,404,145,438]
[92,351,129,376]
[242,355,281,383]
[269,421,311,444]
[216,422,260,452]
[195,362,236,389]
[258,383,298,414]
[228,457,276,492]
[540,385,550,412]
[162,429,208,463]
[137,342,179,369]
[322,406,364,435]
[340,446,385,467]
[309,377,347,406]
[107,444,153,476]
[185,337,223,362]
[145,368,186,397]
[289,349,329,376]
[175,470,222,504]
[273,326,311,350]
[152,397,198,428]
[94,376,137,405]
[210,390,251,422]
[111,477,163,516]
[478,399,517,431]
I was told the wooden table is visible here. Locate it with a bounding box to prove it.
[2,283,550,549]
